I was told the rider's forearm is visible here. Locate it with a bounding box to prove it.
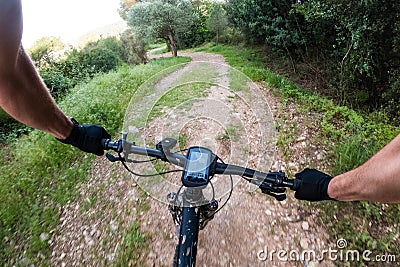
[328,133,400,203]
[0,47,73,139]
[0,0,73,139]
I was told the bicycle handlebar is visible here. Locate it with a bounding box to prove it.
[102,135,301,201]
[214,163,300,190]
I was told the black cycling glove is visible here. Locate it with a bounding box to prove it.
[294,168,335,201]
[57,118,111,156]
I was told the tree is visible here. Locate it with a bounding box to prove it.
[179,0,213,47]
[27,37,65,68]
[118,0,139,20]
[120,29,148,64]
[207,2,228,44]
[127,0,196,56]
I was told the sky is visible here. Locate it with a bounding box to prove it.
[21,0,124,48]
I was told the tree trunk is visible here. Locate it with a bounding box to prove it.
[366,77,378,112]
[168,33,178,57]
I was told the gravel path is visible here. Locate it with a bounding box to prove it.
[50,51,335,267]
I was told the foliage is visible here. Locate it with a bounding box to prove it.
[79,46,120,74]
[296,1,400,111]
[0,110,30,144]
[39,68,73,98]
[38,37,123,98]
[127,0,196,56]
[207,2,228,44]
[226,0,306,58]
[83,37,123,59]
[118,0,138,20]
[382,71,400,126]
[27,37,65,68]
[224,0,400,122]
[0,56,191,265]
[120,29,148,64]
[181,0,213,47]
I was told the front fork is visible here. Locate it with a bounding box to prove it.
[167,191,219,237]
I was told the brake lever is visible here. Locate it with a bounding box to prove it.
[259,181,287,201]
[262,190,286,201]
[105,153,125,162]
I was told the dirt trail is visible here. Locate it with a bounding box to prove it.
[50,51,335,267]
[140,52,334,267]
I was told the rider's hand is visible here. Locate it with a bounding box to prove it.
[57,118,110,156]
[294,168,335,201]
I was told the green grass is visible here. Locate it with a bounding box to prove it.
[173,61,219,84]
[147,43,167,50]
[216,125,240,142]
[148,82,210,121]
[0,56,190,265]
[197,43,400,258]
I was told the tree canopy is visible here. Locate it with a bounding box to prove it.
[27,37,65,68]
[207,2,228,44]
[118,0,139,20]
[127,0,196,56]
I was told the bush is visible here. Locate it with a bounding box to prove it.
[383,74,400,125]
[0,110,30,143]
[120,30,148,65]
[79,46,120,74]
[39,37,123,99]
[83,37,123,58]
[39,69,73,97]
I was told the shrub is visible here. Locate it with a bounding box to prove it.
[39,69,73,97]
[39,38,123,99]
[120,30,148,65]
[79,46,120,74]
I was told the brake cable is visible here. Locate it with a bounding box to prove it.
[118,152,183,177]
[212,156,234,215]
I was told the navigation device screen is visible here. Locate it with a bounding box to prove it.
[187,151,208,174]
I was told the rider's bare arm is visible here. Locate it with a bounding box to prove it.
[328,133,400,203]
[0,0,72,139]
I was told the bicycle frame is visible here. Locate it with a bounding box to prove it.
[178,205,199,266]
[168,185,219,266]
[172,188,202,266]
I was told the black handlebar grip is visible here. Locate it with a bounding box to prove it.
[102,138,123,153]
